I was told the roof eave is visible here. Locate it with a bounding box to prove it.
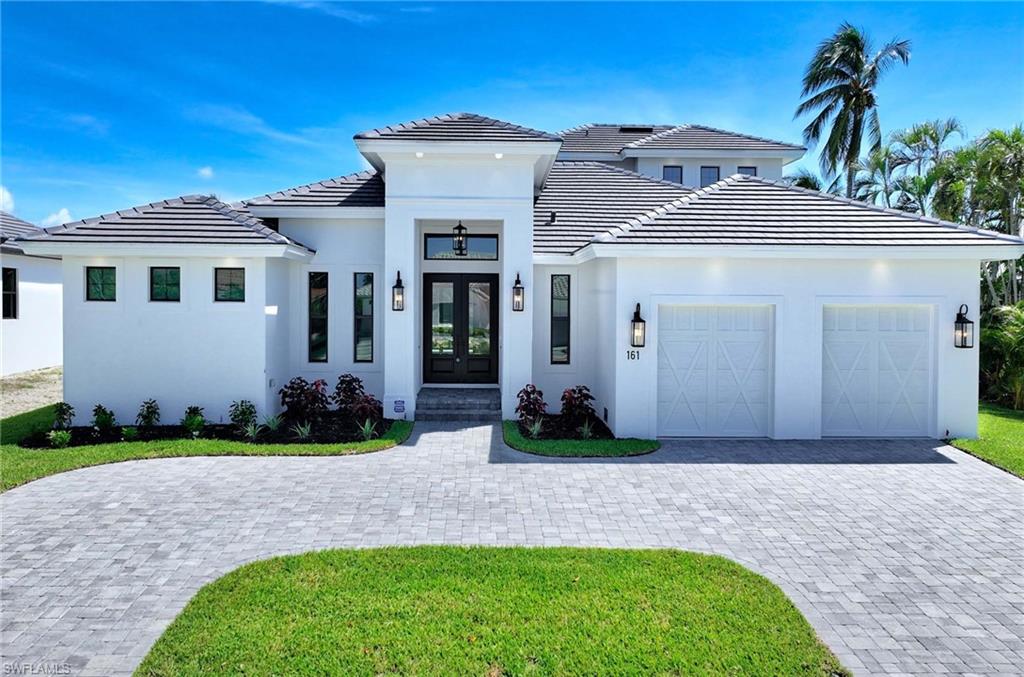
[246,206,385,219]
[17,241,316,260]
[620,148,806,162]
[580,242,1024,261]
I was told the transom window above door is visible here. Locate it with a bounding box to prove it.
[424,234,498,260]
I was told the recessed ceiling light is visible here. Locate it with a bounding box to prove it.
[415,151,424,158]
[494,153,503,159]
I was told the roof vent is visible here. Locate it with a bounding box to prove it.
[619,126,654,134]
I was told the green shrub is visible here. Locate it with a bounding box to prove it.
[181,406,206,439]
[229,400,258,430]
[136,399,161,427]
[263,414,283,432]
[121,426,139,441]
[332,374,366,413]
[47,429,72,449]
[53,402,75,430]
[243,422,264,442]
[91,405,116,434]
[358,419,378,441]
[981,302,1024,410]
[290,421,312,441]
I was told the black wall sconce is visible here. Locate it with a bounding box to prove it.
[954,304,973,348]
[631,303,646,347]
[392,271,405,311]
[452,221,467,257]
[512,273,525,312]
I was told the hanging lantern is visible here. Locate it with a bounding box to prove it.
[630,303,646,347]
[452,221,468,257]
[512,273,525,312]
[954,304,973,349]
[392,271,405,311]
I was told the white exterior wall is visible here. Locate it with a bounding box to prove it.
[264,258,292,415]
[61,255,270,425]
[634,157,784,184]
[278,219,386,399]
[607,257,980,440]
[380,153,537,419]
[1,253,62,376]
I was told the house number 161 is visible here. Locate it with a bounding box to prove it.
[625,350,641,361]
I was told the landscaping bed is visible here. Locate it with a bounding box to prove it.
[136,546,848,676]
[503,420,658,457]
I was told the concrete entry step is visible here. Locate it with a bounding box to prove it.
[416,387,502,421]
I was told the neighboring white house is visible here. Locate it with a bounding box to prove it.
[18,113,1024,439]
[1,211,62,377]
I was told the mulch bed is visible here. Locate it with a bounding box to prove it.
[20,411,392,449]
[517,414,614,440]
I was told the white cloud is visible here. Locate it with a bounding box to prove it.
[42,208,72,227]
[185,104,317,146]
[0,186,13,212]
[64,113,110,136]
[197,166,215,179]
[266,1,376,24]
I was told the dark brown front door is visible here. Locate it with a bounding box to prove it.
[423,274,499,384]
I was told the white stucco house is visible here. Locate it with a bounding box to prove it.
[17,113,1024,439]
[1,211,62,377]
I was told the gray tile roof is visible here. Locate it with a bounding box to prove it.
[246,170,384,208]
[1,211,41,255]
[558,124,676,153]
[20,196,314,252]
[596,174,1024,248]
[534,162,693,255]
[559,123,804,154]
[354,112,561,143]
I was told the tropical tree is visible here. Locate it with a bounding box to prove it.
[891,118,964,176]
[852,146,898,207]
[980,303,1024,409]
[981,125,1024,239]
[795,23,911,198]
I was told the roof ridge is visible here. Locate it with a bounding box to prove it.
[624,124,690,149]
[684,123,805,150]
[737,174,1024,243]
[245,169,380,205]
[354,112,561,142]
[199,196,302,247]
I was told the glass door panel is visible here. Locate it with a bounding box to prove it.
[467,282,491,356]
[431,282,455,355]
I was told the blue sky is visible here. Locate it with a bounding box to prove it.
[2,1,1021,226]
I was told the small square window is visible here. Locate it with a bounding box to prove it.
[662,165,683,183]
[738,166,757,177]
[86,267,116,302]
[215,268,245,302]
[149,267,180,302]
[700,166,720,187]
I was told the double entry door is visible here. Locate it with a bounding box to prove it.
[423,274,499,384]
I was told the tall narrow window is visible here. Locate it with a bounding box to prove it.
[738,166,757,176]
[700,166,720,187]
[353,272,373,363]
[149,267,180,302]
[551,274,570,364]
[214,268,245,302]
[2,268,16,319]
[86,266,116,302]
[308,272,328,363]
[662,165,683,183]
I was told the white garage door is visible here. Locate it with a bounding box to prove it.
[822,305,933,437]
[657,305,773,437]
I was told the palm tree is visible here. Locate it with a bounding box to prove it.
[785,168,823,191]
[891,118,964,175]
[853,146,898,207]
[981,125,1024,238]
[795,23,911,198]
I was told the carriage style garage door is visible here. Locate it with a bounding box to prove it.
[821,305,933,437]
[657,305,774,437]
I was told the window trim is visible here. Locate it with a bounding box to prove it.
[85,266,116,302]
[423,233,499,261]
[737,166,758,177]
[148,266,181,303]
[662,165,683,184]
[2,267,17,319]
[308,271,328,363]
[700,165,721,187]
[214,267,246,303]
[353,272,373,364]
[550,274,571,365]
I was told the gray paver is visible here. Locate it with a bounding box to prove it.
[1,423,1022,675]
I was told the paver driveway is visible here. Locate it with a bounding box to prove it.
[2,423,1022,676]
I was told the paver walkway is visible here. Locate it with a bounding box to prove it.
[1,423,1022,676]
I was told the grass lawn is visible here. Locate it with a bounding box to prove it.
[952,403,1024,478]
[137,546,847,676]
[0,405,413,492]
[503,420,659,457]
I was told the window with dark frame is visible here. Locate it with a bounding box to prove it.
[550,274,570,364]
[353,272,373,363]
[662,165,683,183]
[85,266,116,302]
[737,166,758,177]
[700,166,720,187]
[2,268,16,319]
[424,234,498,260]
[308,272,328,363]
[149,267,180,302]
[214,268,245,302]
